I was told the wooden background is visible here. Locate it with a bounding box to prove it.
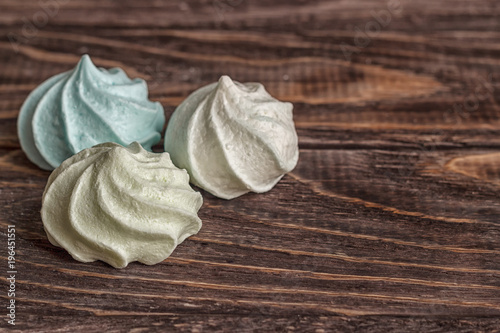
[1,0,500,331]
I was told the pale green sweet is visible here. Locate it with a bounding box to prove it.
[41,142,203,269]
[164,75,299,200]
[18,54,165,170]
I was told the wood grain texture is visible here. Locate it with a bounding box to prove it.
[1,0,500,331]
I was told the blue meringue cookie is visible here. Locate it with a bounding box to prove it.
[17,54,165,170]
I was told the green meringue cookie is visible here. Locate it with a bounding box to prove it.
[41,142,202,268]
[18,54,165,170]
[164,75,299,200]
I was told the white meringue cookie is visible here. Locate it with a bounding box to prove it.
[164,75,299,199]
[41,142,203,268]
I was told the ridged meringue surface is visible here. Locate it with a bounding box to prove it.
[164,75,299,200]
[18,54,165,170]
[41,142,203,268]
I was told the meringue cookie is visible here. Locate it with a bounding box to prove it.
[18,54,165,170]
[164,75,299,200]
[41,142,202,268]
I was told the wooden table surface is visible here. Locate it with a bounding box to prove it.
[1,0,500,331]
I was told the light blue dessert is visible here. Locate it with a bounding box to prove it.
[17,54,165,170]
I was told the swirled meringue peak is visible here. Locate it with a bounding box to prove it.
[164,75,299,200]
[18,54,165,170]
[41,142,203,268]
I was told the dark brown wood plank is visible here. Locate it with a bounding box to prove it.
[1,0,499,331]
